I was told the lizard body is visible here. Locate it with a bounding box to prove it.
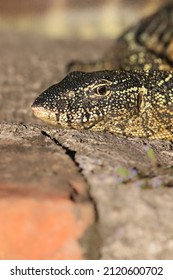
[32,5,173,140]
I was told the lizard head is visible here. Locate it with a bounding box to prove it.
[32,70,142,132]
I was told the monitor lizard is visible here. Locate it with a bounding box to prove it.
[32,5,173,140]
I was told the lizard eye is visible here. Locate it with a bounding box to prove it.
[96,85,107,95]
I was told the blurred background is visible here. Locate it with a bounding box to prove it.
[0,0,170,39]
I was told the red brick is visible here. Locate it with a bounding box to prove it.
[0,182,94,260]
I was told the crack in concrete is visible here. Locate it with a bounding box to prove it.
[41,130,81,171]
[41,129,99,214]
[41,130,98,213]
[41,129,101,258]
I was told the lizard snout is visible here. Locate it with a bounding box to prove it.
[32,99,58,126]
[32,105,58,126]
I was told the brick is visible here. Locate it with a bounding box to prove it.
[0,183,94,259]
[0,132,95,259]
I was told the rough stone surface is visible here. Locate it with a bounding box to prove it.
[0,31,173,259]
[50,129,173,259]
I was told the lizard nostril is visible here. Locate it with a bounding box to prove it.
[57,99,67,111]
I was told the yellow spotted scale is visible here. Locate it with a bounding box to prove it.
[32,5,173,140]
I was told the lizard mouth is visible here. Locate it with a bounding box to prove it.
[32,106,58,125]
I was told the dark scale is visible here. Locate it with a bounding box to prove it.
[32,5,173,140]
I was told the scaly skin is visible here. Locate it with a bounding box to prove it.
[32,5,173,140]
